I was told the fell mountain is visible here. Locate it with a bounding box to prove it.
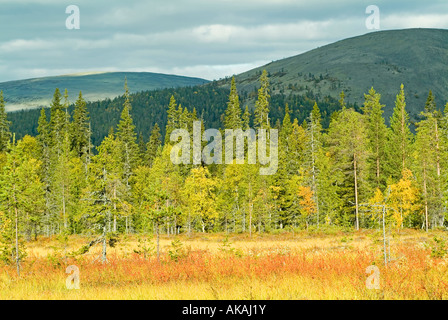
[219,28,448,122]
[0,71,209,112]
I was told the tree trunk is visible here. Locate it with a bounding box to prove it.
[401,101,406,171]
[101,226,107,263]
[382,205,387,266]
[188,209,191,237]
[15,204,20,277]
[249,182,252,238]
[62,184,67,230]
[354,153,359,230]
[125,216,128,234]
[311,122,320,227]
[423,164,429,232]
[435,119,441,177]
[113,184,117,232]
[156,221,160,262]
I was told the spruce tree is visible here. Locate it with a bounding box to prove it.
[242,105,251,130]
[327,108,370,230]
[413,112,438,231]
[70,91,90,159]
[165,95,179,144]
[254,70,270,130]
[424,90,436,114]
[116,80,139,188]
[305,102,324,226]
[224,76,242,130]
[0,91,11,152]
[146,123,161,167]
[362,87,388,190]
[49,88,65,153]
[387,84,412,181]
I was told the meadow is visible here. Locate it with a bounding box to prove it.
[1,228,448,300]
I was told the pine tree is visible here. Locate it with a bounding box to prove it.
[49,88,65,153]
[36,108,52,235]
[165,95,179,144]
[70,91,90,159]
[0,136,45,274]
[116,80,139,188]
[242,105,251,130]
[387,84,412,180]
[137,133,146,166]
[146,123,161,167]
[254,70,270,130]
[0,91,11,152]
[304,102,324,226]
[424,90,436,114]
[413,112,438,231]
[327,108,370,229]
[362,87,388,190]
[224,77,242,130]
[278,104,293,175]
[87,129,125,236]
[339,91,346,109]
[413,93,445,230]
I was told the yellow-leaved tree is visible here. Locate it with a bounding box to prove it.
[182,167,218,233]
[387,168,420,229]
[368,188,387,228]
[298,186,316,230]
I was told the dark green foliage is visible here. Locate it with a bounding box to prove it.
[0,91,11,152]
[70,91,90,158]
[8,82,351,149]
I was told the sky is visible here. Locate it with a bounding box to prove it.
[1,0,448,82]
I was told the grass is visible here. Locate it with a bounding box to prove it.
[1,228,448,299]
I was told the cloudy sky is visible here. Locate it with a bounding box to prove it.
[1,0,448,82]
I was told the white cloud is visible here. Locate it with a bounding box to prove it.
[382,13,448,29]
[148,61,271,81]
[0,38,55,53]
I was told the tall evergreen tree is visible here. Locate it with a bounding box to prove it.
[413,111,438,231]
[146,123,161,167]
[36,108,52,235]
[362,87,388,190]
[242,105,251,130]
[304,102,324,226]
[116,80,139,188]
[165,95,179,144]
[424,90,436,114]
[387,84,412,180]
[254,70,270,130]
[70,91,90,159]
[49,88,65,153]
[327,108,370,229]
[0,91,11,152]
[224,77,242,130]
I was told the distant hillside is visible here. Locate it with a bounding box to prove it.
[8,28,447,144]
[217,28,448,122]
[0,72,209,111]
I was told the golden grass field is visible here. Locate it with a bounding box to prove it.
[1,228,448,300]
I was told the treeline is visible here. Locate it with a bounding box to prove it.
[8,81,348,148]
[0,70,447,263]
